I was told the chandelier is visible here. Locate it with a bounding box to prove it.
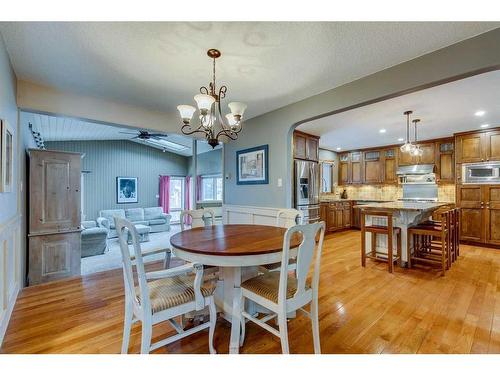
[177,49,247,148]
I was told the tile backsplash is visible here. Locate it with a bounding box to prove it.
[322,184,455,203]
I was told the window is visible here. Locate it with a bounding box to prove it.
[169,177,185,222]
[201,175,223,202]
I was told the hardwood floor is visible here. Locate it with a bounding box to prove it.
[2,230,499,354]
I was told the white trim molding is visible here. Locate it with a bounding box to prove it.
[0,214,22,347]
[222,204,293,227]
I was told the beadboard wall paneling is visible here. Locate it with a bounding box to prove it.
[45,140,189,220]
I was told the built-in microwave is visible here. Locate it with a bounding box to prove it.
[462,162,500,184]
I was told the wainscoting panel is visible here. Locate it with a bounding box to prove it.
[222,205,295,227]
[0,215,21,347]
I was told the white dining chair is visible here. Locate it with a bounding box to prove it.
[178,208,219,323]
[239,221,325,354]
[180,208,216,230]
[276,209,304,228]
[260,209,304,273]
[116,217,217,354]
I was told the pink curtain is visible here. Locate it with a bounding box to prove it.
[159,175,170,213]
[184,176,192,225]
[196,175,202,202]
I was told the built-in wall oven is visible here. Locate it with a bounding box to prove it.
[462,162,500,184]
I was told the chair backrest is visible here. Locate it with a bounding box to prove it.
[275,209,304,228]
[180,208,216,231]
[115,217,151,314]
[360,210,393,231]
[279,221,325,304]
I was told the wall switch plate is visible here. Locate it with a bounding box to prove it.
[277,178,283,187]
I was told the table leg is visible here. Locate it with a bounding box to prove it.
[228,267,242,354]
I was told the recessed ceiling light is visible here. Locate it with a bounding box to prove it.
[398,138,404,142]
[336,147,341,151]
[379,129,386,133]
[475,110,486,117]
[480,124,490,128]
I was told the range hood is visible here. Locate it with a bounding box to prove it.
[396,164,435,175]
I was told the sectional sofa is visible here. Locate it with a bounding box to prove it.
[97,207,171,238]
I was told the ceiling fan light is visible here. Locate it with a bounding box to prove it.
[177,105,196,123]
[228,102,247,118]
[194,94,215,113]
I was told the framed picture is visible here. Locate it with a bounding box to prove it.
[116,177,138,203]
[0,119,14,193]
[236,144,269,185]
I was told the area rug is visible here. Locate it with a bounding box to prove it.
[81,224,182,275]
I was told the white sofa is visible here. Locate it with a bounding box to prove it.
[97,207,171,238]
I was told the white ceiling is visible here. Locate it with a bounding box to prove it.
[22,111,219,156]
[1,22,498,121]
[297,70,500,151]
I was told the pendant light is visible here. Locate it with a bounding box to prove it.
[400,110,414,153]
[410,118,423,157]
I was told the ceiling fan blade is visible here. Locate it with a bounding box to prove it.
[148,133,168,137]
[119,131,139,135]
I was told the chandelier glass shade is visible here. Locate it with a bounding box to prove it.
[177,49,247,148]
[410,119,423,157]
[400,110,414,153]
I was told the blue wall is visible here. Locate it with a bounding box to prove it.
[45,140,189,219]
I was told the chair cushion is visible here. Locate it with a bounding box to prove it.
[99,209,125,229]
[260,258,296,271]
[241,272,309,304]
[144,207,164,221]
[125,208,144,222]
[136,275,215,313]
[148,218,166,225]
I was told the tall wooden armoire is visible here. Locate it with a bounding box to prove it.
[28,149,82,285]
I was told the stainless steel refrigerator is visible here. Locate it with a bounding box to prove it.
[294,160,320,223]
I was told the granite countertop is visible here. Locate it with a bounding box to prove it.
[354,201,449,212]
[319,197,391,203]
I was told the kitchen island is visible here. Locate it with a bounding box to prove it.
[355,201,449,265]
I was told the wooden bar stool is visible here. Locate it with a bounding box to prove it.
[361,210,402,273]
[407,210,451,276]
[420,208,460,266]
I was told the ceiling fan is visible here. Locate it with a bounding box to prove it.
[119,130,168,140]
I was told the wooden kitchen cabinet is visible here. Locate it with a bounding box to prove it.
[306,136,319,161]
[293,130,319,161]
[293,132,307,159]
[417,142,436,164]
[436,140,455,183]
[363,151,381,183]
[484,185,500,246]
[456,184,500,245]
[398,142,435,165]
[382,148,397,184]
[455,130,500,163]
[350,152,363,184]
[484,129,500,161]
[342,202,352,228]
[322,201,352,232]
[457,185,483,242]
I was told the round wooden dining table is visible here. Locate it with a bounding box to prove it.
[170,224,302,354]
